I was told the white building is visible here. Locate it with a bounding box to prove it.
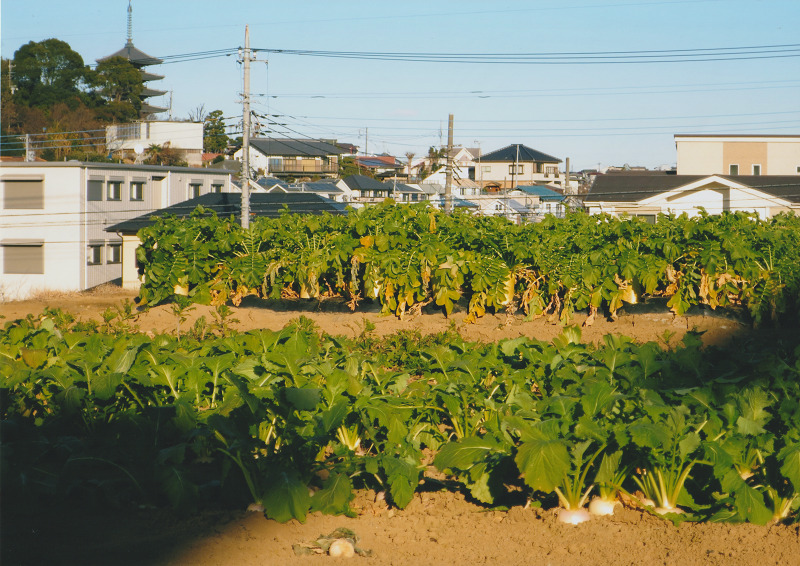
[1,161,231,301]
[106,121,204,166]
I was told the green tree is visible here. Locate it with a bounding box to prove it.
[91,56,143,123]
[339,156,370,178]
[203,109,229,153]
[11,38,89,108]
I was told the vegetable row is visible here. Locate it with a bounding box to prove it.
[136,203,800,324]
[2,312,799,524]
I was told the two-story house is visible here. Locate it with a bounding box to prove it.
[1,161,231,300]
[234,138,347,180]
[476,144,563,191]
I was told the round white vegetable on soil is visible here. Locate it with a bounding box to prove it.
[329,538,355,558]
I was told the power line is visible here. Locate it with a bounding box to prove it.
[254,43,800,65]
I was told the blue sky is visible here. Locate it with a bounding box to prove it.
[3,0,799,170]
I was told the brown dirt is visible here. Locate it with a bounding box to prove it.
[2,287,798,566]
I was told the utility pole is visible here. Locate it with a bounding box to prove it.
[240,25,252,229]
[25,134,35,162]
[444,114,454,214]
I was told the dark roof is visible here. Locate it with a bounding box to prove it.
[249,138,345,157]
[105,192,348,234]
[141,87,167,97]
[354,156,401,168]
[140,70,164,82]
[479,144,562,163]
[341,175,386,192]
[140,102,168,115]
[586,173,800,203]
[97,41,163,66]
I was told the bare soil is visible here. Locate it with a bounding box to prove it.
[2,287,798,566]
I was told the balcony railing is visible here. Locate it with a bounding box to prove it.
[267,162,338,174]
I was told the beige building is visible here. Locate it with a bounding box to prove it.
[675,135,800,176]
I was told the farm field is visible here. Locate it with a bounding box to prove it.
[2,288,799,566]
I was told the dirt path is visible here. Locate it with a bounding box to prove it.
[2,287,798,566]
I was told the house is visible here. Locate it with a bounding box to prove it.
[584,172,800,221]
[106,121,204,166]
[233,138,347,180]
[106,193,349,289]
[675,134,800,176]
[263,180,355,203]
[1,161,232,301]
[476,144,563,191]
[512,185,567,218]
[338,175,424,204]
[353,155,404,179]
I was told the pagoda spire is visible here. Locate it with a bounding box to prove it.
[126,1,133,46]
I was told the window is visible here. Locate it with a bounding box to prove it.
[107,243,121,264]
[729,164,739,176]
[211,184,223,193]
[130,181,144,201]
[753,165,761,176]
[87,179,103,201]
[2,240,44,274]
[189,183,202,199]
[481,166,491,173]
[107,181,122,201]
[3,179,44,209]
[87,244,102,266]
[509,164,523,175]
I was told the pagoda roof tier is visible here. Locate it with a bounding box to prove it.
[140,102,168,115]
[98,40,162,67]
[141,87,167,98]
[140,70,165,82]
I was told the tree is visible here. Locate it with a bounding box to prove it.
[339,156,369,178]
[91,56,143,123]
[203,109,229,153]
[145,144,187,167]
[12,38,89,108]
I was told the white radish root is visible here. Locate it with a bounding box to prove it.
[329,538,355,558]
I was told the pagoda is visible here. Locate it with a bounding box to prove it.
[97,1,167,117]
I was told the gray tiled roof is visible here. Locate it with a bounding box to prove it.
[586,173,800,203]
[97,41,162,66]
[250,138,346,157]
[479,144,562,163]
[106,192,348,234]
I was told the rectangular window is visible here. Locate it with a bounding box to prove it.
[729,164,739,176]
[107,181,122,201]
[87,244,102,266]
[2,241,44,274]
[3,179,44,209]
[130,181,144,201]
[189,183,202,199]
[752,164,761,176]
[87,179,103,201]
[107,243,121,264]
[509,164,523,175]
[481,166,491,173]
[211,184,223,193]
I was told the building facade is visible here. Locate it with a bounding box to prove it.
[1,162,231,300]
[675,135,800,176]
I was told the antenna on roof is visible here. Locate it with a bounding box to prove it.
[126,1,133,45]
